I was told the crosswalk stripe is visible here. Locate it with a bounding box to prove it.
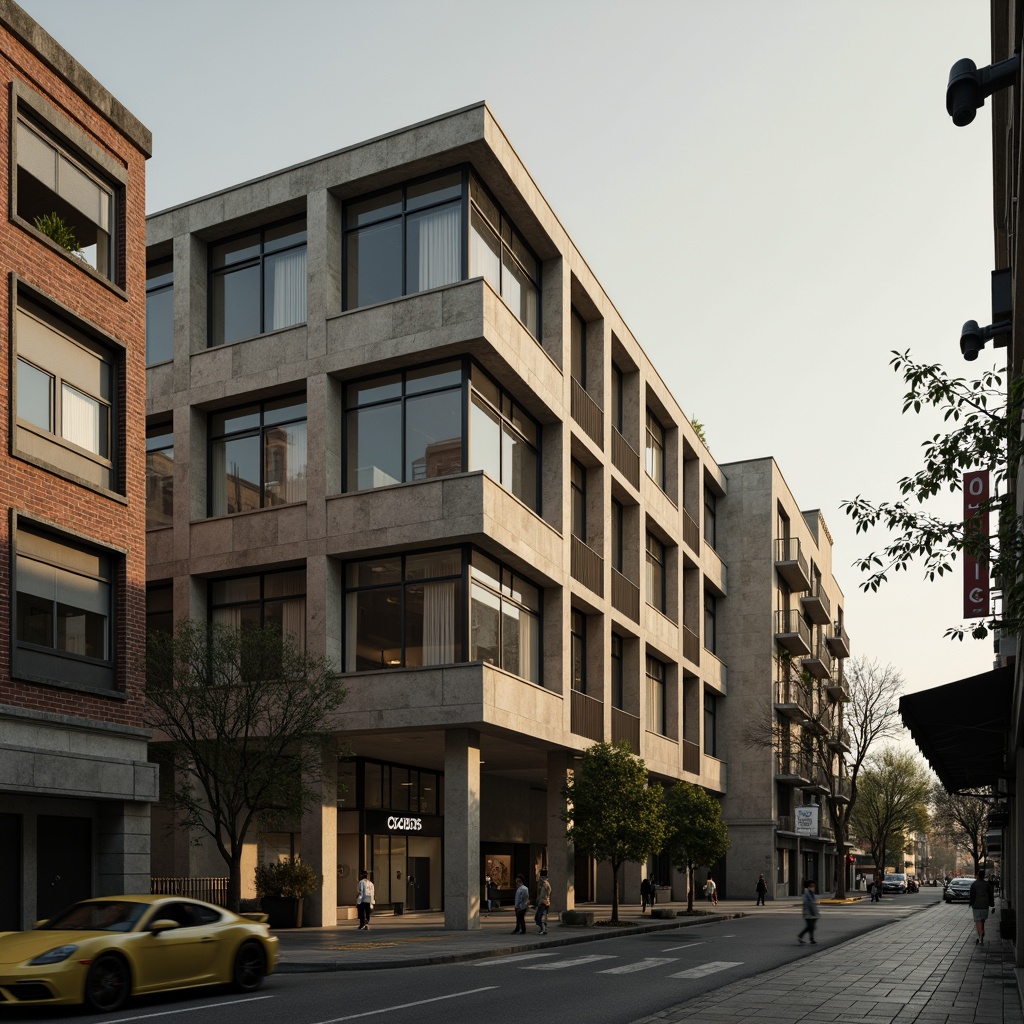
[472,953,556,966]
[668,961,743,979]
[599,957,678,974]
[523,954,617,970]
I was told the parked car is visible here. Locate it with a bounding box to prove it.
[0,895,277,1012]
[881,873,908,893]
[944,876,975,903]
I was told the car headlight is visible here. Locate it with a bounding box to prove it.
[28,945,78,965]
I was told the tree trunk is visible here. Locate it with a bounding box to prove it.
[686,864,694,913]
[611,862,620,923]
[228,850,242,913]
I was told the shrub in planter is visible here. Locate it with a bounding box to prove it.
[255,858,320,928]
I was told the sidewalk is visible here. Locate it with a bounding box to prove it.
[274,898,1023,1023]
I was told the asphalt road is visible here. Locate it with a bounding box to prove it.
[4,891,945,1024]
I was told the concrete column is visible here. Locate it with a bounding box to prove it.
[300,738,338,926]
[1016,752,1023,965]
[444,728,480,930]
[547,749,574,913]
[97,802,151,896]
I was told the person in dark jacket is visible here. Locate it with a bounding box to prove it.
[968,869,995,944]
[796,880,819,944]
[755,873,768,906]
[511,875,529,934]
[640,877,653,912]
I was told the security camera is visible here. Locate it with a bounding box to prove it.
[946,53,1021,127]
[960,320,984,360]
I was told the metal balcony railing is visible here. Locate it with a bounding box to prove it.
[571,689,604,742]
[682,509,700,554]
[571,377,604,448]
[682,625,700,665]
[775,537,811,592]
[774,608,811,654]
[151,877,228,906]
[612,428,640,489]
[611,707,640,752]
[775,674,812,720]
[682,739,701,774]
[571,535,604,596]
[611,568,640,621]
[826,621,851,658]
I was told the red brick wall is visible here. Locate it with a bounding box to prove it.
[0,26,148,728]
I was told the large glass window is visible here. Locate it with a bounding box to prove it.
[210,217,307,346]
[611,364,624,433]
[209,396,307,515]
[345,363,462,490]
[345,550,463,671]
[646,533,666,613]
[571,308,586,387]
[645,655,666,735]
[15,297,116,490]
[570,610,586,693]
[645,410,665,488]
[146,426,173,528]
[210,569,306,650]
[704,487,717,548]
[15,112,116,280]
[571,460,586,542]
[146,259,173,365]
[704,592,717,654]
[611,633,623,709]
[704,692,718,756]
[470,553,540,684]
[14,523,114,690]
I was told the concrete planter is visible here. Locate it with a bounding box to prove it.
[560,909,594,927]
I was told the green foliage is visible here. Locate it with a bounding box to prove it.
[254,857,320,899]
[663,781,730,912]
[930,783,990,872]
[841,349,1024,641]
[145,619,346,911]
[690,416,709,450]
[563,741,665,922]
[33,211,83,255]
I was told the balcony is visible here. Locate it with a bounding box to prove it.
[826,621,851,659]
[775,538,811,592]
[832,776,852,804]
[801,766,830,796]
[800,579,831,625]
[571,535,604,596]
[611,568,640,621]
[775,753,812,785]
[682,738,701,774]
[774,609,811,655]
[612,428,640,489]
[826,671,849,702]
[682,509,700,554]
[611,707,640,752]
[571,377,604,448]
[774,676,811,721]
[571,689,604,742]
[827,728,851,755]
[682,625,700,665]
[801,635,833,680]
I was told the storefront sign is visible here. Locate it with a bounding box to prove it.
[387,815,423,832]
[795,805,818,836]
[364,811,443,837]
[963,470,990,619]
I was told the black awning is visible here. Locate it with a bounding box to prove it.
[899,666,1013,794]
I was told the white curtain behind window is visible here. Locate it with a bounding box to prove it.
[271,248,307,330]
[422,581,455,665]
[62,384,101,454]
[416,205,460,291]
[281,597,306,650]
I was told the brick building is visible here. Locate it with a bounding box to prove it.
[0,0,153,928]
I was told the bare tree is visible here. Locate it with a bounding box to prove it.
[930,782,990,874]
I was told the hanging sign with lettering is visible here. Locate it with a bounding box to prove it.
[963,471,990,619]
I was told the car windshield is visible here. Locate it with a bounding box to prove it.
[41,900,147,931]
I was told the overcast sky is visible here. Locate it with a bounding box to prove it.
[21,1,999,709]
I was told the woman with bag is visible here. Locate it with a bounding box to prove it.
[356,870,375,930]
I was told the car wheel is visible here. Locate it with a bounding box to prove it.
[84,954,130,1013]
[945,897,951,903]
[232,941,266,992]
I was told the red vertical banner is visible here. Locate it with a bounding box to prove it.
[963,470,990,619]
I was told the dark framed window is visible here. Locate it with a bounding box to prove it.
[345,549,463,671]
[146,582,173,637]
[14,522,115,692]
[645,410,665,488]
[611,633,623,709]
[611,364,624,433]
[344,360,540,511]
[209,396,307,515]
[704,692,717,756]
[14,108,117,281]
[470,552,541,684]
[146,259,173,366]
[571,308,586,388]
[146,426,173,528]
[704,592,717,654]
[210,217,307,347]
[571,460,586,542]
[344,168,541,339]
[570,610,586,692]
[611,499,624,572]
[646,533,665,613]
[645,655,666,735]
[210,568,306,650]
[359,759,443,815]
[15,296,118,492]
[704,487,717,548]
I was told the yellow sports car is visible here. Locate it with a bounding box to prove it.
[0,894,278,1012]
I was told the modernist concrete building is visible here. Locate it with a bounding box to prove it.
[716,458,851,898]
[143,103,745,928]
[0,1,154,929]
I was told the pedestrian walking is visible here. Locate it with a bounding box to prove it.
[535,869,551,934]
[968,868,995,944]
[796,879,819,943]
[870,877,881,902]
[755,873,768,906]
[356,870,375,930]
[487,876,499,914]
[512,874,529,934]
[640,877,652,912]
[650,878,657,907]
[483,875,492,915]
[703,875,717,905]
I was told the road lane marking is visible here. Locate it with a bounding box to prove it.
[523,954,616,970]
[600,957,678,974]
[308,988,498,1023]
[662,942,702,951]
[669,961,743,979]
[472,952,556,965]
[105,996,274,1023]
